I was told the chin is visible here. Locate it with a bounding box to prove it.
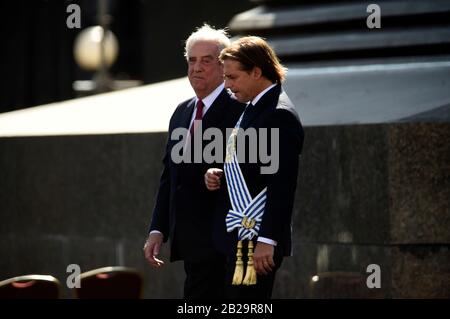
[236,96,246,103]
[192,84,205,92]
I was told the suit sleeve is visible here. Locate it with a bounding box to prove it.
[258,109,304,244]
[148,112,178,242]
[148,144,171,242]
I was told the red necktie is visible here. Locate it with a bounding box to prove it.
[190,99,204,136]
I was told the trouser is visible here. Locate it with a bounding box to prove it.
[183,257,227,299]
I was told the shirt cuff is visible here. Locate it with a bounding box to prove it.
[257,236,277,246]
[149,230,163,236]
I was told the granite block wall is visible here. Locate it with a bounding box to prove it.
[0,123,448,298]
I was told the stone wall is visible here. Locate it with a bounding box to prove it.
[0,123,448,298]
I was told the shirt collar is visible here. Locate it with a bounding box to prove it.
[250,83,277,106]
[195,83,224,113]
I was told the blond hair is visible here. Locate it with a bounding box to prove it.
[220,36,287,82]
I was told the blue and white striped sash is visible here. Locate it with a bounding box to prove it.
[224,112,267,240]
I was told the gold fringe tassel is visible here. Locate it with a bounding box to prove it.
[242,240,257,285]
[231,240,244,285]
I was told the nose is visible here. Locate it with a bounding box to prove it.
[193,60,203,73]
[224,79,231,90]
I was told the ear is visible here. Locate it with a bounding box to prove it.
[251,67,262,79]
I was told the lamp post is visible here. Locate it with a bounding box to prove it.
[73,0,144,96]
[73,0,118,95]
[95,0,113,93]
[74,25,119,93]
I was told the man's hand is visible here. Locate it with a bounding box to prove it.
[205,168,223,191]
[143,233,165,268]
[253,242,276,275]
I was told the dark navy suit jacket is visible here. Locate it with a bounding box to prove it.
[149,89,244,262]
[212,84,304,258]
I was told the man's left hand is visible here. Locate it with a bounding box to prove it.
[253,242,275,275]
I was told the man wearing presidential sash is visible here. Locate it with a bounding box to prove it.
[205,36,304,298]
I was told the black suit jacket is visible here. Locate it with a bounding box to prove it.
[213,84,304,257]
[149,89,244,262]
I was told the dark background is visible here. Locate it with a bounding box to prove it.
[0,0,253,113]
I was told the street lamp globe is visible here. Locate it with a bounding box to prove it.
[74,25,119,71]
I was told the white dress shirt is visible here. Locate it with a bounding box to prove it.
[188,83,224,131]
[150,83,225,238]
[250,83,278,247]
[151,83,278,247]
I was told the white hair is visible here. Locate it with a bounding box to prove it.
[184,24,230,60]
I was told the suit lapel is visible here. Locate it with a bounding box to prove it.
[240,84,282,129]
[202,89,229,129]
[179,89,230,132]
[180,98,196,130]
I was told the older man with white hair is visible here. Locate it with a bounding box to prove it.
[143,24,244,299]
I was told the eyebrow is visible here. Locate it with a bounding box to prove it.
[189,54,215,60]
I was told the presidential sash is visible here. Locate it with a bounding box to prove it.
[224,111,267,285]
